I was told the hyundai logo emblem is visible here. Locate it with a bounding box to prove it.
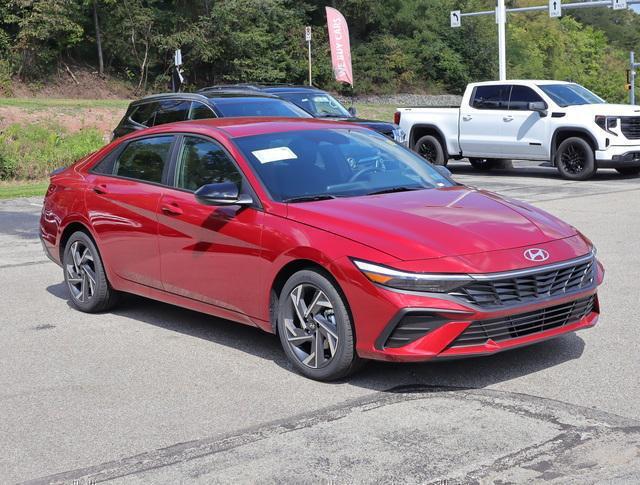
[523,248,550,262]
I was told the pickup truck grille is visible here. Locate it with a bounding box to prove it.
[621,117,640,140]
[448,256,595,308]
[448,295,596,348]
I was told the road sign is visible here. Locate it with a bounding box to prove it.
[612,0,627,10]
[450,10,461,28]
[549,0,561,17]
[305,26,312,42]
[174,49,182,67]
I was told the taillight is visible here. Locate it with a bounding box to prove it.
[393,111,401,125]
[45,184,57,197]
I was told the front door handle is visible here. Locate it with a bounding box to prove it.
[462,115,472,121]
[161,203,183,216]
[92,184,108,194]
[503,115,514,122]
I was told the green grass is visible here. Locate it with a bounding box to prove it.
[0,97,129,109]
[0,123,105,180]
[0,180,48,199]
[354,103,396,123]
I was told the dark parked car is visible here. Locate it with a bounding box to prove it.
[112,90,311,139]
[200,84,407,144]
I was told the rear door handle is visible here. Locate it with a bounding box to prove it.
[161,203,183,216]
[503,116,514,122]
[92,184,108,194]
[462,115,472,121]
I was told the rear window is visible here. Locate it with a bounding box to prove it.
[153,100,191,126]
[471,85,510,110]
[130,102,158,126]
[212,97,312,118]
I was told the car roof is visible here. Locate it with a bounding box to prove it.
[469,80,573,87]
[131,90,279,106]
[119,117,367,141]
[198,84,326,95]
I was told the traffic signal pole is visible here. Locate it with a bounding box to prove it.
[631,51,639,105]
[452,0,640,84]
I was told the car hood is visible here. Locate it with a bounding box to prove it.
[320,117,396,134]
[285,187,577,261]
[568,104,640,117]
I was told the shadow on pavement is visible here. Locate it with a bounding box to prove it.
[47,280,587,392]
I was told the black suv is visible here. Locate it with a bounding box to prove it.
[112,90,311,139]
[200,84,406,145]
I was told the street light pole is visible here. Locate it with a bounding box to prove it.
[631,51,636,105]
[497,0,507,81]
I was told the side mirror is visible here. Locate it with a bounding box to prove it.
[348,106,357,117]
[194,182,253,206]
[434,165,452,178]
[529,101,548,117]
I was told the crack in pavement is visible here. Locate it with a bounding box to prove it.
[23,385,640,485]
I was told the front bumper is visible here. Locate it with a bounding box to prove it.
[337,251,604,363]
[595,145,640,167]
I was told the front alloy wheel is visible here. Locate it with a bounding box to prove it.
[555,137,596,180]
[277,269,361,381]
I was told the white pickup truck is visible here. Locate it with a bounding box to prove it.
[395,80,640,180]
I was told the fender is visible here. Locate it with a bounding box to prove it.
[549,127,600,165]
[409,124,451,157]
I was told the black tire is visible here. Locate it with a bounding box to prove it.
[469,158,497,171]
[616,167,640,176]
[277,269,362,381]
[414,135,447,166]
[63,231,118,313]
[555,137,596,180]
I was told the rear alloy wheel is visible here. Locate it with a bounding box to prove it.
[469,158,497,171]
[414,135,447,166]
[616,167,640,176]
[63,231,118,313]
[555,137,596,180]
[277,270,361,381]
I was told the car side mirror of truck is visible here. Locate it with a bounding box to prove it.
[529,101,548,117]
[195,182,253,206]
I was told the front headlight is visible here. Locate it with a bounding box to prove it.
[595,115,618,135]
[353,259,472,293]
[392,127,407,145]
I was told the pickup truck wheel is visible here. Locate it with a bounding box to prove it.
[415,135,446,166]
[469,158,497,170]
[616,167,640,176]
[555,137,596,180]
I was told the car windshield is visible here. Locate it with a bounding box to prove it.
[233,129,454,202]
[277,92,352,118]
[538,83,605,107]
[213,97,312,118]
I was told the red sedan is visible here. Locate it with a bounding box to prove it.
[40,118,604,380]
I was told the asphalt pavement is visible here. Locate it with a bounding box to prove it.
[1,161,639,484]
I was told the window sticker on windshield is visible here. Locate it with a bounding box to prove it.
[252,147,298,164]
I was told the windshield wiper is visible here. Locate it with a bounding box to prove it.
[283,194,338,203]
[365,186,425,196]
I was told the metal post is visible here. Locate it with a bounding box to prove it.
[497,0,507,80]
[631,51,636,106]
[308,39,312,86]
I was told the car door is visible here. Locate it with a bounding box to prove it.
[157,134,264,318]
[459,84,510,157]
[85,135,175,289]
[500,85,549,159]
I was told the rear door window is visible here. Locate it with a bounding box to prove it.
[114,136,174,184]
[152,100,191,126]
[471,85,511,110]
[174,136,242,191]
[509,85,544,110]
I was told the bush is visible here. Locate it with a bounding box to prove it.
[0,123,104,180]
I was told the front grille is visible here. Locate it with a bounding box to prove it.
[621,117,640,140]
[448,257,595,308]
[449,295,596,348]
[383,313,446,348]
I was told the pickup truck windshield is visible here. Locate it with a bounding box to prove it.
[234,129,454,202]
[538,84,605,107]
[277,93,352,118]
